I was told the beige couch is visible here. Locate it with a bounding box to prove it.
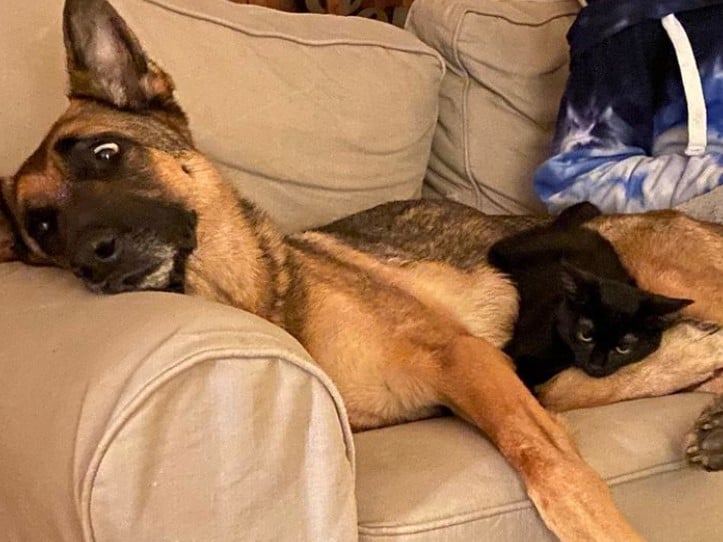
[1,0,721,540]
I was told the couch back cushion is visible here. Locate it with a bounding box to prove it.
[0,0,444,232]
[407,0,580,215]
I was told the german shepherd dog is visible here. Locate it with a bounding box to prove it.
[1,0,722,539]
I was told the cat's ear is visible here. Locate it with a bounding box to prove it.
[553,202,602,229]
[560,260,597,304]
[641,293,694,329]
[642,293,694,315]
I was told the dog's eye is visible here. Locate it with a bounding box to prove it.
[92,142,120,161]
[576,330,593,343]
[615,345,632,355]
[25,207,58,244]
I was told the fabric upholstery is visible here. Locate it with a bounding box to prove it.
[0,264,357,542]
[534,3,723,214]
[0,1,67,176]
[355,393,723,541]
[406,0,581,215]
[2,1,723,541]
[0,0,444,232]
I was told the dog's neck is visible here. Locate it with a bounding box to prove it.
[178,155,289,324]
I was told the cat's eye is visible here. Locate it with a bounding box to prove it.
[576,319,594,343]
[92,142,120,161]
[615,334,637,355]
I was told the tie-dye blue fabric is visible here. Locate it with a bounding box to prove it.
[535,1,723,213]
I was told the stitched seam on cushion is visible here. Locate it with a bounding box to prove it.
[141,0,445,75]
[211,154,425,193]
[453,9,483,211]
[456,9,523,214]
[457,5,578,213]
[406,0,579,50]
[469,11,580,29]
[79,341,355,542]
[357,459,690,536]
[445,0,580,29]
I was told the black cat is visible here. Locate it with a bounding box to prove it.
[488,203,692,390]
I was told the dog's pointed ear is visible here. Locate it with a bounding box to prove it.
[63,0,175,110]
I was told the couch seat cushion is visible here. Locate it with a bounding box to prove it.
[355,393,723,541]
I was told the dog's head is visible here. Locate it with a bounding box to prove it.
[2,0,229,294]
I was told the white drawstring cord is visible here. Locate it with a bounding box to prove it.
[574,5,707,155]
[661,13,708,155]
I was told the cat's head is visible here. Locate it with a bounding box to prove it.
[555,262,693,377]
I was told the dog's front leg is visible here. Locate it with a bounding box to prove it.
[434,335,642,542]
[538,321,723,411]
[692,373,723,393]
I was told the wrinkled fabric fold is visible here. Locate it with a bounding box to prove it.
[536,1,723,213]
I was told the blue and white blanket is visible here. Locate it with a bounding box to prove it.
[535,0,723,213]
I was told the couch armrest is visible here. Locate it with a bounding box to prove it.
[0,264,357,542]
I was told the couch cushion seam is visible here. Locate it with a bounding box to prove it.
[464,9,580,29]
[357,458,691,536]
[210,154,429,193]
[141,0,445,75]
[457,9,522,213]
[454,5,578,213]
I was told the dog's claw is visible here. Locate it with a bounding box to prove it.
[687,395,723,471]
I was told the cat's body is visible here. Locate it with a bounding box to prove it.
[488,203,692,389]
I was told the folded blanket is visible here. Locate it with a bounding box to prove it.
[535,0,723,213]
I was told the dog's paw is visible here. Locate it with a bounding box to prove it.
[686,395,723,471]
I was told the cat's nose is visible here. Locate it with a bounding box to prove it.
[589,351,608,369]
[579,351,615,378]
[588,352,608,374]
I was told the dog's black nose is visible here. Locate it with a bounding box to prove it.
[71,229,122,285]
[91,235,119,262]
[81,229,121,263]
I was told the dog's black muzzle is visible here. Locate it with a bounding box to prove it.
[60,188,197,294]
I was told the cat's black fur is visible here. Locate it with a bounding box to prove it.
[488,203,692,390]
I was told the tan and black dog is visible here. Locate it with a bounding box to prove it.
[1,0,723,539]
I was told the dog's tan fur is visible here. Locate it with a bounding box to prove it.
[537,213,723,411]
[591,211,723,323]
[539,320,723,410]
[2,0,722,540]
